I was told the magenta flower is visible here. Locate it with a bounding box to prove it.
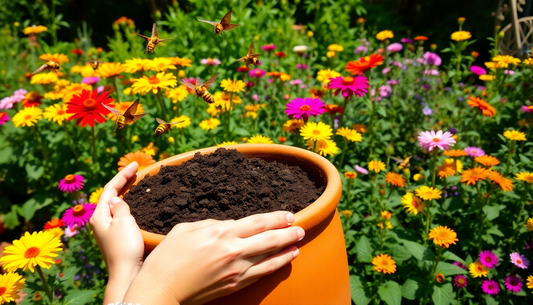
[510,252,529,269]
[401,38,414,44]
[261,44,277,52]
[200,58,221,66]
[417,130,456,151]
[481,279,500,295]
[453,261,467,270]
[328,76,369,99]
[464,147,485,157]
[58,174,85,193]
[285,97,324,122]
[249,69,265,78]
[82,77,100,85]
[423,52,442,66]
[382,67,391,74]
[61,204,96,229]
[479,250,499,269]
[505,275,523,293]
[470,65,487,76]
[0,112,9,125]
[355,165,368,175]
[387,80,399,86]
[387,43,403,53]
[504,70,515,75]
[296,64,308,69]
[522,105,533,113]
[424,69,439,76]
[453,275,468,288]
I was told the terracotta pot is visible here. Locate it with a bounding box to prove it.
[121,144,350,305]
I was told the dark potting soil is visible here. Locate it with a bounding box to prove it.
[125,148,324,235]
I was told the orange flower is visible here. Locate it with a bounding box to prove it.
[467,96,496,117]
[475,155,500,167]
[414,36,428,41]
[385,172,406,187]
[442,149,469,157]
[437,160,457,178]
[460,167,490,185]
[352,123,368,133]
[488,171,513,191]
[345,53,385,75]
[267,72,283,79]
[118,151,155,171]
[344,172,357,179]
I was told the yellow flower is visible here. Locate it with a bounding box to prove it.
[479,74,495,81]
[165,85,190,103]
[336,127,362,142]
[381,211,392,219]
[106,102,145,120]
[171,115,191,129]
[169,57,193,68]
[80,64,99,77]
[123,58,151,73]
[12,107,43,127]
[469,261,488,278]
[327,51,336,58]
[280,73,292,82]
[327,44,344,52]
[516,172,533,184]
[415,186,442,201]
[220,79,246,93]
[97,62,127,78]
[213,91,242,112]
[305,139,338,156]
[300,122,333,141]
[493,55,521,65]
[39,53,69,63]
[524,58,533,66]
[45,227,64,238]
[141,142,158,156]
[23,25,47,35]
[413,173,425,181]
[376,30,394,41]
[352,123,368,133]
[245,112,258,119]
[504,130,527,141]
[525,218,533,231]
[0,272,25,304]
[199,118,220,130]
[485,61,507,69]
[0,231,62,272]
[345,172,357,179]
[377,221,393,229]
[43,103,71,125]
[428,226,458,248]
[217,141,238,147]
[368,160,385,173]
[402,193,424,215]
[451,31,472,41]
[247,135,274,144]
[132,72,177,95]
[146,57,177,72]
[30,73,58,84]
[341,210,353,217]
[61,83,92,103]
[527,275,533,289]
[89,187,103,204]
[316,69,341,84]
[372,254,396,274]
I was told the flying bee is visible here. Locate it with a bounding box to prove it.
[87,58,102,70]
[154,118,184,137]
[180,73,219,104]
[134,23,171,54]
[197,9,239,35]
[32,59,60,75]
[391,156,412,169]
[102,98,147,131]
[237,42,261,66]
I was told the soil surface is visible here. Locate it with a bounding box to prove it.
[126,148,324,234]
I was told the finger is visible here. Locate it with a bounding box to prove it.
[240,246,299,281]
[169,219,221,234]
[229,211,295,238]
[239,227,304,257]
[109,197,132,218]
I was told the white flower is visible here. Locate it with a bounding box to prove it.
[293,45,308,55]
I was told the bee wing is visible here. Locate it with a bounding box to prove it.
[38,58,49,62]
[236,56,246,62]
[203,72,219,89]
[224,24,240,31]
[250,53,262,57]
[197,19,218,26]
[134,32,151,41]
[404,156,412,164]
[390,156,404,164]
[130,113,148,124]
[247,42,254,56]
[196,77,205,87]
[156,118,167,125]
[220,9,233,27]
[124,99,141,119]
[151,23,158,38]
[158,38,172,42]
[181,79,197,90]
[32,64,48,75]
[102,103,122,116]
[167,120,184,126]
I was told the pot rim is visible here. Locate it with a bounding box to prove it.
[124,144,342,246]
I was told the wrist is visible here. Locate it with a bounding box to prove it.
[123,268,181,305]
[105,264,142,304]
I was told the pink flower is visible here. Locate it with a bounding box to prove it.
[422,52,442,66]
[64,226,79,237]
[464,147,485,157]
[328,76,369,99]
[261,44,277,52]
[453,261,467,270]
[355,165,368,175]
[504,275,522,293]
[382,67,391,74]
[470,65,487,76]
[0,112,9,125]
[417,130,456,151]
[62,204,96,229]
[200,58,221,66]
[481,279,500,295]
[504,70,515,75]
[354,46,368,54]
[521,105,533,113]
[249,69,265,78]
[424,69,439,76]
[58,174,85,193]
[285,97,324,122]
[453,275,467,288]
[0,96,15,109]
[510,252,529,269]
[386,43,403,53]
[479,250,499,269]
[290,79,302,85]
[401,38,414,44]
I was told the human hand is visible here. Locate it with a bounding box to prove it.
[123,212,304,305]
[89,161,144,303]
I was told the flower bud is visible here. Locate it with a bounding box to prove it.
[386,143,395,157]
[413,173,424,181]
[168,137,175,144]
[457,17,466,26]
[403,168,411,179]
[307,31,314,37]
[471,51,479,58]
[430,44,437,51]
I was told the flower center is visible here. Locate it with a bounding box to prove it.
[24,115,32,120]
[73,205,85,217]
[148,76,160,85]
[0,287,5,296]
[24,246,41,258]
[432,138,440,142]
[83,98,96,109]
[64,174,76,183]
[342,77,354,86]
[458,278,464,284]
[485,257,492,262]
[300,105,311,111]
[57,110,64,115]
[312,129,321,135]
[517,259,522,264]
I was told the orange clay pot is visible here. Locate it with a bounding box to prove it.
[120,144,350,305]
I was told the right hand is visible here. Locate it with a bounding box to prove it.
[123,212,304,305]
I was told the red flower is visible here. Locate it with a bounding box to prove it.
[345,53,385,75]
[71,49,83,56]
[67,89,113,127]
[324,104,344,114]
[23,92,43,108]
[414,36,428,41]
[237,65,249,72]
[44,218,64,230]
[275,51,286,57]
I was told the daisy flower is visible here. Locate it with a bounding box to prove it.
[475,155,500,167]
[12,107,43,127]
[336,127,362,142]
[22,92,43,108]
[505,275,523,293]
[165,85,190,103]
[66,89,113,127]
[401,193,424,215]
[300,122,332,141]
[503,130,527,141]
[454,275,468,288]
[62,204,96,229]
[169,57,192,68]
[282,119,304,133]
[479,250,499,269]
[58,174,84,193]
[306,139,338,156]
[417,130,456,151]
[261,44,277,52]
[372,254,396,274]
[428,225,458,248]
[344,172,357,179]
[469,261,489,277]
[132,72,177,95]
[23,25,48,35]
[487,171,513,191]
[345,54,385,75]
[0,272,26,303]
[0,112,10,125]
[368,160,385,173]
[443,149,469,157]
[451,31,472,41]
[481,279,500,295]
[247,135,274,144]
[516,172,533,184]
[470,66,487,75]
[464,147,485,157]
[285,97,325,122]
[415,186,442,201]
[527,275,533,289]
[199,118,221,131]
[525,218,533,231]
[385,172,406,187]
[220,79,246,93]
[170,115,191,129]
[123,58,151,73]
[200,58,221,66]
[39,53,69,63]
[89,187,103,204]
[118,152,155,171]
[354,165,368,175]
[468,96,496,117]
[146,57,177,72]
[0,231,62,272]
[376,30,394,41]
[460,167,490,185]
[387,43,403,53]
[510,252,529,269]
[316,69,341,84]
[97,62,127,78]
[328,76,369,99]
[44,218,64,230]
[43,104,71,125]
[249,69,266,78]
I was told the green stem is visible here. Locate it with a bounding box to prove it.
[51,0,57,46]
[430,149,438,187]
[504,141,516,176]
[32,126,50,169]
[424,200,432,239]
[91,126,97,168]
[61,124,80,164]
[422,247,443,305]
[338,139,348,168]
[369,94,376,158]
[335,97,349,134]
[36,265,54,302]
[509,184,530,247]
[156,91,168,122]
[113,77,122,103]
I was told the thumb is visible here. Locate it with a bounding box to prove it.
[109,196,132,218]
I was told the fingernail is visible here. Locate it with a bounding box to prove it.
[286,213,295,225]
[297,228,305,240]
[109,197,122,207]
[293,248,300,258]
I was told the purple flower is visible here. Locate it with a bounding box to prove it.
[285,97,325,122]
[401,38,414,44]
[449,127,458,134]
[510,252,529,269]
[382,67,391,74]
[249,69,265,78]
[82,77,100,85]
[481,279,500,295]
[328,76,369,99]
[261,44,277,52]
[464,147,485,157]
[423,52,442,66]
[296,64,308,69]
[422,106,432,116]
[470,65,486,75]
[386,43,403,52]
[453,261,467,270]
[422,84,432,90]
[453,275,467,288]
[505,275,522,293]
[354,46,368,54]
[392,61,402,67]
[479,250,499,269]
[355,165,368,175]
[0,112,10,125]
[200,58,221,66]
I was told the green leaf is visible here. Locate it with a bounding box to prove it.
[441,251,465,264]
[484,295,498,305]
[435,262,467,276]
[63,290,97,305]
[519,154,531,164]
[19,198,40,222]
[350,275,371,305]
[356,236,373,263]
[431,283,453,305]
[482,205,500,221]
[445,176,461,184]
[60,267,80,283]
[486,225,504,237]
[402,240,434,261]
[3,205,20,229]
[390,244,412,263]
[25,162,44,180]
[401,278,424,300]
[378,281,401,305]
